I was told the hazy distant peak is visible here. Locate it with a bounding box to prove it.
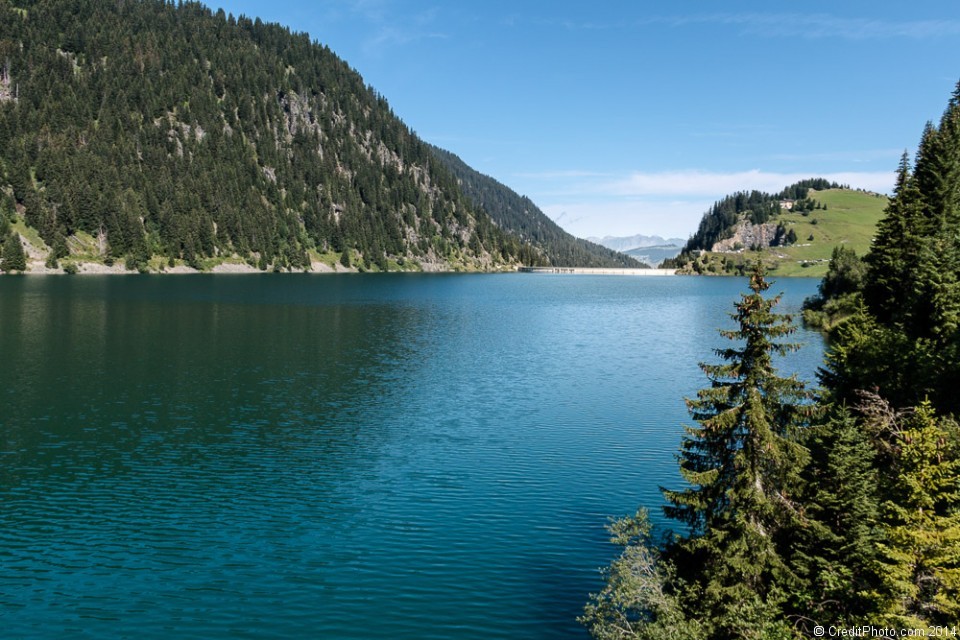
[587,234,685,252]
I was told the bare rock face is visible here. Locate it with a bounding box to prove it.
[711,221,779,252]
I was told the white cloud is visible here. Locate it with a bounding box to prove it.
[543,200,712,240]
[523,168,896,239]
[607,169,895,197]
[521,13,960,41]
[513,169,611,180]
[644,14,960,40]
[347,1,449,57]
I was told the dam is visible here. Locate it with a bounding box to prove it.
[518,266,677,276]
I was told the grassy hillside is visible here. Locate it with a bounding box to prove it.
[687,189,887,278]
[768,189,888,275]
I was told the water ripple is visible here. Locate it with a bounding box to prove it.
[0,274,824,639]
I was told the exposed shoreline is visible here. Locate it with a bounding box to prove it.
[3,260,354,275]
[3,257,519,275]
[5,262,679,276]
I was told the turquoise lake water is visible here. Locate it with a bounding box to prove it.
[0,273,824,639]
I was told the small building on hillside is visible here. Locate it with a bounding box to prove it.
[779,199,795,210]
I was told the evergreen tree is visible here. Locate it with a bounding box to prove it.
[661,261,811,638]
[861,399,960,626]
[0,0,537,272]
[1,232,27,272]
[589,80,960,638]
[585,262,813,639]
[791,409,883,626]
[802,243,867,331]
[818,245,866,302]
[864,152,921,325]
[833,81,960,413]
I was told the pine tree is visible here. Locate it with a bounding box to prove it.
[863,400,960,626]
[899,85,960,345]
[841,82,960,413]
[661,260,812,638]
[1,233,27,272]
[0,0,543,272]
[864,152,924,325]
[791,409,883,626]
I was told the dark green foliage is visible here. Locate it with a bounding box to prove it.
[854,397,960,625]
[682,191,780,254]
[1,232,27,272]
[791,409,883,626]
[589,81,960,636]
[586,263,813,639]
[790,197,823,214]
[818,245,866,300]
[0,0,531,270]
[820,311,942,410]
[802,244,866,330]
[831,83,960,414]
[806,81,960,625]
[771,222,799,247]
[863,152,925,327]
[778,179,844,200]
[661,262,811,638]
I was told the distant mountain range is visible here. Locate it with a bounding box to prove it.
[587,234,686,252]
[586,234,685,267]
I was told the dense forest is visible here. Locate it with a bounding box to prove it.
[0,0,559,271]
[584,85,960,637]
[429,145,643,268]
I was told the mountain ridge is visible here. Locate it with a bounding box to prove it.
[0,0,552,273]
[586,234,685,252]
[428,145,643,268]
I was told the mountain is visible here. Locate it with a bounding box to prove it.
[664,180,888,277]
[587,234,685,252]
[624,245,684,267]
[428,146,642,268]
[0,0,545,272]
[585,233,684,267]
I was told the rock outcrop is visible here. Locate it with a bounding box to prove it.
[711,221,779,252]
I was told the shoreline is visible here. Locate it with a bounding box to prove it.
[2,258,519,275]
[4,260,352,275]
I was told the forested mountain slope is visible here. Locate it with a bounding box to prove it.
[429,145,642,268]
[0,0,543,272]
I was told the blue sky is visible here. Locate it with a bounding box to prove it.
[212,0,960,239]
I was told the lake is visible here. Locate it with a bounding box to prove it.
[0,273,824,639]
